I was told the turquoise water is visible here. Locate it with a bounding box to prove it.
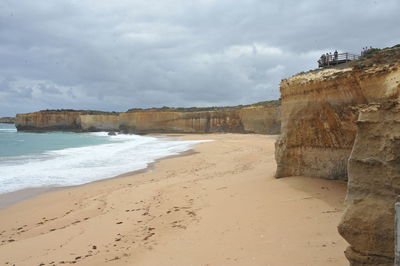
[0,123,207,194]
[0,123,109,157]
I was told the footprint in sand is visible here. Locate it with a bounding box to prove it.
[143,232,155,241]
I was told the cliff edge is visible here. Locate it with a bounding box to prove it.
[275,45,400,180]
[275,45,400,265]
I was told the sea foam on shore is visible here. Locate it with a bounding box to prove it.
[0,126,208,194]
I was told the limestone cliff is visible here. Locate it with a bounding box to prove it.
[16,111,83,131]
[275,45,400,266]
[80,114,119,131]
[338,100,400,266]
[15,103,280,135]
[276,60,400,180]
[119,105,280,134]
[119,110,235,134]
[239,106,280,134]
[0,117,15,124]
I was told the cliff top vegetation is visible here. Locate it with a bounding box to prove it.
[19,100,280,116]
[352,44,400,69]
[21,100,280,115]
[127,100,280,113]
[36,109,120,115]
[293,44,400,77]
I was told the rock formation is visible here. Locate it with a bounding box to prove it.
[80,114,119,131]
[338,100,400,266]
[15,102,281,135]
[0,117,15,124]
[16,110,83,131]
[119,105,280,134]
[275,45,400,265]
[276,62,400,180]
[239,106,281,134]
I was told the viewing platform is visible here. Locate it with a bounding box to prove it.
[318,52,359,68]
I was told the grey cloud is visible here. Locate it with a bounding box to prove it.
[0,0,399,116]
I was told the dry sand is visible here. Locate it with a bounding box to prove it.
[0,134,348,266]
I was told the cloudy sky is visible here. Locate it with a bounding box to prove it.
[1,0,399,116]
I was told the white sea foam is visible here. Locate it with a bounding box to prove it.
[0,128,17,132]
[0,133,209,194]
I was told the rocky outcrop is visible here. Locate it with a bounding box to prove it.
[275,63,400,180]
[338,100,400,266]
[15,103,281,135]
[0,117,15,124]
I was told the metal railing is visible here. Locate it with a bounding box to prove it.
[318,52,359,68]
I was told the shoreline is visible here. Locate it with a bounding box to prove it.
[0,133,348,265]
[0,148,197,210]
[0,132,203,210]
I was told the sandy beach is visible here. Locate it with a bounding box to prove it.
[0,134,348,266]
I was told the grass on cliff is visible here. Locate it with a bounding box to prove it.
[34,100,280,114]
[39,109,120,115]
[295,44,400,76]
[126,100,280,113]
[352,44,400,70]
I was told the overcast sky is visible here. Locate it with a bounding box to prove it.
[1,0,399,116]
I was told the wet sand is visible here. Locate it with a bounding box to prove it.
[0,134,348,265]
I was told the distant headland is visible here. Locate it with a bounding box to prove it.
[14,100,281,135]
[0,117,15,124]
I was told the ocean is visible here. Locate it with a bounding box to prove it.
[0,123,206,194]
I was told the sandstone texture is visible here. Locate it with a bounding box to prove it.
[239,106,281,134]
[15,104,281,135]
[80,114,119,131]
[275,63,400,180]
[119,110,230,134]
[338,100,400,266]
[0,117,15,124]
[16,111,83,131]
[119,105,280,134]
[275,46,400,266]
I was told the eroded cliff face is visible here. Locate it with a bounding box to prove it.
[276,64,400,180]
[118,106,280,134]
[15,105,281,135]
[239,106,281,134]
[119,111,226,134]
[338,100,400,266]
[275,48,400,266]
[80,114,119,131]
[15,111,82,131]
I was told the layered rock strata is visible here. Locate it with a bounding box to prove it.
[0,117,15,124]
[16,111,83,131]
[338,100,400,266]
[80,114,119,131]
[15,105,280,135]
[276,63,400,180]
[119,106,280,134]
